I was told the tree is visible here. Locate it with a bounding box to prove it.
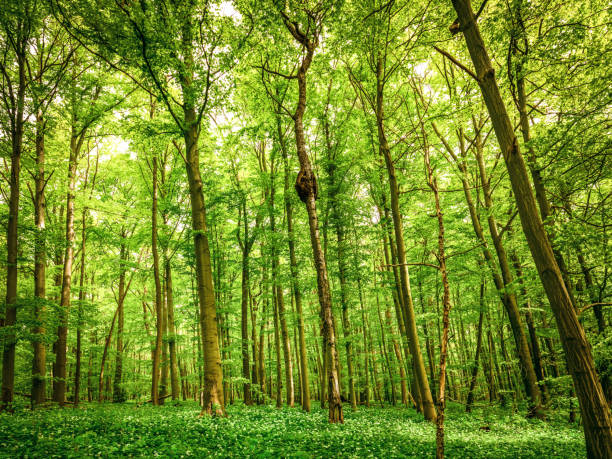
[448,0,612,455]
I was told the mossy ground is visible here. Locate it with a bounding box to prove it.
[0,401,585,458]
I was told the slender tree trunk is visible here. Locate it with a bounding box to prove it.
[376,290,396,405]
[32,109,47,408]
[421,126,452,459]
[466,276,485,412]
[265,150,295,407]
[98,306,119,402]
[473,126,543,417]
[287,33,343,422]
[510,250,548,403]
[165,261,180,401]
[151,156,163,406]
[279,117,311,412]
[113,236,127,403]
[160,276,169,403]
[322,91,357,411]
[87,329,96,402]
[375,58,436,421]
[74,209,88,407]
[449,2,612,455]
[0,46,26,410]
[273,285,282,407]
[239,204,252,405]
[258,259,268,399]
[360,296,371,408]
[577,250,605,334]
[53,130,80,406]
[276,284,294,407]
[250,289,259,400]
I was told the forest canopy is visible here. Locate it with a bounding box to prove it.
[0,0,610,457]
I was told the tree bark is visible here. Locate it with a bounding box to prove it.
[113,235,127,403]
[466,276,485,412]
[179,10,224,416]
[280,16,343,423]
[53,127,81,406]
[98,306,119,402]
[151,155,163,406]
[375,58,436,421]
[279,116,310,412]
[74,209,88,407]
[238,198,252,406]
[449,1,612,455]
[31,108,47,408]
[472,125,543,417]
[0,26,26,411]
[165,261,180,401]
[422,127,452,459]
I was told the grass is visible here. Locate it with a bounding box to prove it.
[0,401,586,458]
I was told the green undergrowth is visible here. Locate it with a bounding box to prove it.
[0,401,585,458]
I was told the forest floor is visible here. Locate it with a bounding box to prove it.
[0,401,585,458]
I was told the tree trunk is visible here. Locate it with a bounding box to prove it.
[53,129,80,406]
[273,284,283,407]
[473,125,543,417]
[179,13,224,416]
[422,128,452,459]
[165,261,180,401]
[239,201,252,406]
[31,109,47,408]
[466,276,485,412]
[375,57,436,421]
[449,2,612,454]
[279,116,311,412]
[99,306,119,402]
[74,209,88,407]
[113,235,127,403]
[160,276,169,403]
[284,26,343,422]
[0,44,26,410]
[151,155,163,405]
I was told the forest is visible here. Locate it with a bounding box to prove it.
[0,0,610,457]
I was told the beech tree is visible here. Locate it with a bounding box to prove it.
[0,2,610,458]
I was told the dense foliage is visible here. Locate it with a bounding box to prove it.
[0,0,610,457]
[0,403,587,458]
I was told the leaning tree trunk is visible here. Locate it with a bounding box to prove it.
[473,127,543,417]
[449,1,612,456]
[375,58,436,421]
